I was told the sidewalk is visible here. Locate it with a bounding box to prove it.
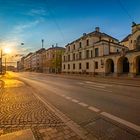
[0,75,95,140]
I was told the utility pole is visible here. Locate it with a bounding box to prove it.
[1,50,2,74]
[5,58,6,74]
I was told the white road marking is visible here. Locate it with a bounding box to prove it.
[77,82,84,85]
[88,87,112,93]
[61,94,66,97]
[88,85,106,88]
[71,99,79,103]
[85,81,112,87]
[78,102,88,107]
[101,112,140,132]
[85,81,94,84]
[65,96,72,100]
[78,82,107,89]
[88,106,100,113]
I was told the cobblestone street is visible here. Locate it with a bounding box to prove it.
[0,75,86,140]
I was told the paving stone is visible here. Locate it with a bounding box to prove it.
[85,118,140,140]
[0,129,35,140]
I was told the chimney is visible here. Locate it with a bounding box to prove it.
[52,45,54,48]
[83,33,86,36]
[95,27,100,32]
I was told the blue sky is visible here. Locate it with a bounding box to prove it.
[0,0,140,60]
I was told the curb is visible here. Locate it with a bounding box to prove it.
[33,91,97,140]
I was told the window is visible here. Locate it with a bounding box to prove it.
[64,56,65,61]
[86,62,89,69]
[86,50,89,58]
[86,39,89,46]
[136,36,140,50]
[68,64,70,70]
[73,64,75,69]
[68,46,70,51]
[95,62,98,69]
[63,64,65,69]
[95,48,99,57]
[73,44,75,50]
[79,52,82,60]
[79,63,82,69]
[79,42,82,48]
[52,54,55,58]
[73,53,75,60]
[68,55,70,61]
[91,50,93,58]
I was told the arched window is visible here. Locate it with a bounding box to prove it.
[136,36,140,50]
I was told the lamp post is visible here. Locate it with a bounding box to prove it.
[5,57,6,74]
[0,49,2,74]
[2,48,12,74]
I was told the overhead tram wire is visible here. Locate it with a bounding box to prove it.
[42,0,65,43]
[116,0,135,22]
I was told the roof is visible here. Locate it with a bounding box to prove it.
[46,46,65,51]
[36,48,45,53]
[121,34,131,42]
[94,39,128,49]
[66,30,119,46]
[25,52,33,58]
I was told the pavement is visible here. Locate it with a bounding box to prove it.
[0,73,94,140]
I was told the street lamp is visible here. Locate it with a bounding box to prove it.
[0,47,11,74]
[0,50,3,74]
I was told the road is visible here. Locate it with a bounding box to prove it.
[15,72,140,139]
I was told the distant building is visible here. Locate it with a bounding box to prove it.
[17,57,25,72]
[31,48,45,72]
[24,53,33,71]
[17,46,65,73]
[6,65,16,71]
[62,23,140,77]
[42,46,65,73]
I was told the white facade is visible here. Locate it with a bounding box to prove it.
[62,27,128,75]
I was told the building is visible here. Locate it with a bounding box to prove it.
[31,48,45,72]
[24,53,33,71]
[62,23,140,77]
[17,57,25,72]
[30,52,37,72]
[17,46,65,73]
[42,46,65,73]
[6,65,16,71]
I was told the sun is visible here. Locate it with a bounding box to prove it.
[3,48,12,54]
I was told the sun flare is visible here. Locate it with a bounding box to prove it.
[3,48,12,54]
